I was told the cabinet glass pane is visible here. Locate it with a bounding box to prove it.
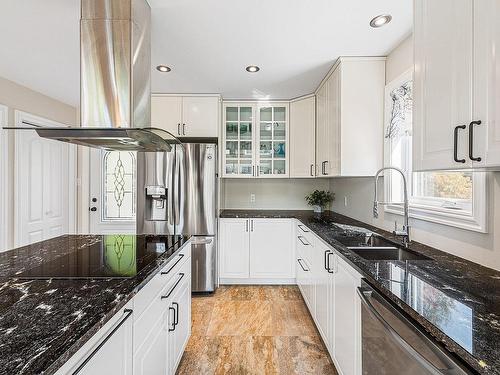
[273,160,286,174]
[260,122,272,140]
[240,141,253,158]
[274,107,286,121]
[226,107,238,121]
[225,160,238,174]
[240,122,252,140]
[225,141,238,158]
[240,107,252,121]
[260,141,272,158]
[260,160,272,175]
[240,160,252,175]
[273,142,286,158]
[273,122,286,140]
[260,107,272,121]
[226,122,238,139]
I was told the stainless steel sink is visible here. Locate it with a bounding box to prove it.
[349,247,431,261]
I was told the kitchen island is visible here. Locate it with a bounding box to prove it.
[0,234,191,375]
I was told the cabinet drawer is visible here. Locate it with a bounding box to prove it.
[134,242,191,319]
[135,258,191,351]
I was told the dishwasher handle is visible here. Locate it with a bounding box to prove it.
[357,287,454,375]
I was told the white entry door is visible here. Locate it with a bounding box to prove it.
[89,149,136,234]
[14,112,76,247]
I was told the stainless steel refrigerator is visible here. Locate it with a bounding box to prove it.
[136,143,218,293]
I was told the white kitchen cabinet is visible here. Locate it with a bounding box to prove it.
[219,219,250,278]
[290,96,316,178]
[222,102,289,178]
[413,0,500,171]
[249,219,294,278]
[167,261,192,375]
[413,0,474,170]
[219,218,295,283]
[54,303,134,375]
[151,95,220,138]
[151,96,182,136]
[333,256,361,375]
[316,57,385,177]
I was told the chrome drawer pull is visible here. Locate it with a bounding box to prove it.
[161,253,185,275]
[298,236,310,246]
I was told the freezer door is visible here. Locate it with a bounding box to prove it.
[191,236,216,292]
[176,144,217,236]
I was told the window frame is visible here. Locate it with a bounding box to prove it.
[383,70,488,233]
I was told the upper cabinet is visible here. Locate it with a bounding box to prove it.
[413,0,500,171]
[290,96,316,178]
[151,95,220,138]
[222,102,289,178]
[316,57,386,177]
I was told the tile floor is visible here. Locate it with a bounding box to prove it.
[176,285,338,375]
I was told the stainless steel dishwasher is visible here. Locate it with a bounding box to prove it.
[358,281,472,375]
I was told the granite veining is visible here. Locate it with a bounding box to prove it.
[0,234,189,375]
[220,209,500,375]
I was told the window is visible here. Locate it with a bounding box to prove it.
[102,151,136,221]
[384,70,487,232]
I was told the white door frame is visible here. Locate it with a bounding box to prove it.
[14,110,77,246]
[0,104,9,251]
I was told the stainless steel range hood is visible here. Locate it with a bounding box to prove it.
[5,0,180,152]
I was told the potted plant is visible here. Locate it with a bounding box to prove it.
[305,190,335,213]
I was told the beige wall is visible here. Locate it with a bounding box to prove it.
[0,76,78,250]
[222,178,331,210]
[329,36,500,271]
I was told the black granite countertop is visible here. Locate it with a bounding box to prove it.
[0,234,190,375]
[220,209,500,375]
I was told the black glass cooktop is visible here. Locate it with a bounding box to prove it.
[18,235,186,279]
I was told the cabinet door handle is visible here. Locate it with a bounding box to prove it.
[182,123,186,135]
[297,258,309,272]
[252,165,255,177]
[324,250,329,271]
[453,125,466,163]
[468,120,482,162]
[310,164,314,177]
[162,273,185,299]
[72,309,133,374]
[246,219,249,232]
[327,252,334,274]
[177,123,181,135]
[168,306,176,332]
[173,302,179,326]
[297,236,310,246]
[251,219,254,232]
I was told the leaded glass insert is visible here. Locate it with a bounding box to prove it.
[102,151,136,221]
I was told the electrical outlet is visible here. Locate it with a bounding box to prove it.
[250,193,256,203]
[344,196,348,207]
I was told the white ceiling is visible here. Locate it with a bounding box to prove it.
[0,0,412,107]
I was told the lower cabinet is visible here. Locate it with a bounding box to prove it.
[58,242,192,375]
[219,218,295,283]
[295,221,361,375]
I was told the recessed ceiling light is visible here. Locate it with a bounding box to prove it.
[156,65,171,72]
[246,65,260,73]
[370,14,392,28]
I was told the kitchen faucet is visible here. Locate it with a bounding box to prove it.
[373,167,411,247]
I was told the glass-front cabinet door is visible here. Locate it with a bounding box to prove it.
[223,104,255,177]
[257,104,289,177]
[222,102,289,178]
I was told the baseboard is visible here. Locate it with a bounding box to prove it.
[220,278,296,285]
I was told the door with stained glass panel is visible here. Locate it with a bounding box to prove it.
[89,149,136,234]
[223,104,255,177]
[256,104,289,177]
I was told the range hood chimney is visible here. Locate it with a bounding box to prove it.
[7,0,180,152]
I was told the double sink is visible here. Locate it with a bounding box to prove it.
[333,225,430,261]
